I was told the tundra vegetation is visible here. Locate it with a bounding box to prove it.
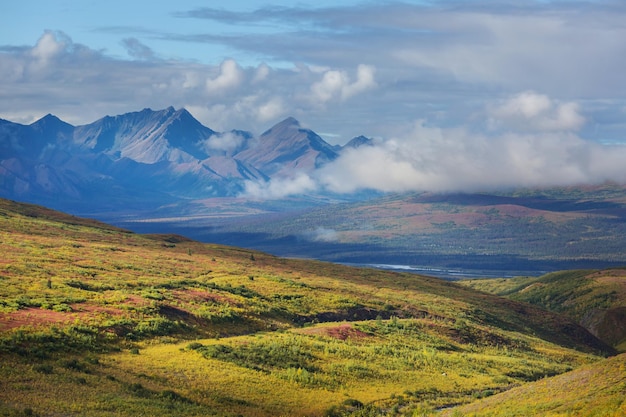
[0,198,624,416]
[461,269,626,353]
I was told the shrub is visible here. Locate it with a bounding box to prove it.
[51,303,72,312]
[135,317,182,337]
[61,358,89,373]
[159,389,192,403]
[187,342,204,350]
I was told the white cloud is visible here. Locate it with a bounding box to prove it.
[242,173,318,199]
[310,64,377,104]
[200,131,247,155]
[341,64,377,100]
[30,30,66,62]
[252,63,270,83]
[311,70,345,103]
[229,89,626,198]
[488,91,585,132]
[315,119,626,195]
[256,97,286,122]
[205,59,244,94]
[3,0,626,149]
[318,144,427,193]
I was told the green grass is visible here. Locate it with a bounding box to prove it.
[0,198,622,416]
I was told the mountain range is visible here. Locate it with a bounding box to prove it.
[0,107,365,211]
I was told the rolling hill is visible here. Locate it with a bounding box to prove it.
[441,352,626,417]
[0,197,622,416]
[461,269,626,352]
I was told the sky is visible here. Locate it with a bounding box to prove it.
[2,0,626,195]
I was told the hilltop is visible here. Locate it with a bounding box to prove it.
[0,198,622,416]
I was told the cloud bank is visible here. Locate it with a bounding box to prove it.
[243,91,626,198]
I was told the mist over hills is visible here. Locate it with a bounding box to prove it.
[0,107,361,211]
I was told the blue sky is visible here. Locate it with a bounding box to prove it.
[2,0,371,66]
[2,1,626,194]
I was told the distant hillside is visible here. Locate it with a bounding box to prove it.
[142,185,626,275]
[442,352,626,417]
[461,269,626,351]
[0,198,618,416]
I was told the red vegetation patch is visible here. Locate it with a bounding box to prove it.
[0,301,135,331]
[302,323,371,341]
[0,308,76,331]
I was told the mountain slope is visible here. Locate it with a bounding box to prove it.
[0,198,618,416]
[74,107,214,163]
[461,269,626,351]
[442,352,626,417]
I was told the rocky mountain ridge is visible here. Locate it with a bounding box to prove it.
[0,107,368,211]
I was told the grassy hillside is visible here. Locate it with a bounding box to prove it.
[441,352,626,417]
[461,269,626,352]
[0,198,619,416]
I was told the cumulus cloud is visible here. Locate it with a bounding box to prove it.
[0,31,371,132]
[3,0,626,148]
[205,59,244,94]
[252,63,270,83]
[488,91,585,132]
[30,30,67,62]
[310,64,377,104]
[256,97,286,122]
[200,131,248,155]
